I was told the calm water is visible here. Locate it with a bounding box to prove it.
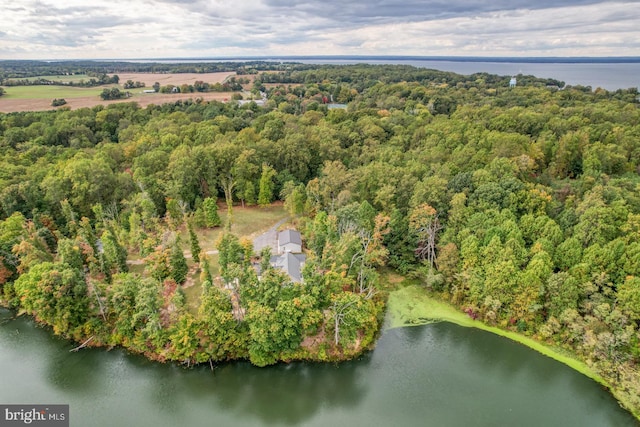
[120,57,640,91]
[297,59,640,91]
[0,307,637,427]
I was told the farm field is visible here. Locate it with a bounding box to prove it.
[114,71,236,87]
[0,85,107,99]
[14,74,91,83]
[0,86,237,113]
[0,71,243,112]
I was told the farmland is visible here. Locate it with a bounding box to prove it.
[0,71,241,113]
[115,71,235,87]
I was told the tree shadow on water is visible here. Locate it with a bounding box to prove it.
[183,356,372,425]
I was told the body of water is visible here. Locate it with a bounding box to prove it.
[105,56,640,91]
[297,59,640,91]
[1,308,636,426]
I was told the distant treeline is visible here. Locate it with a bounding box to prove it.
[2,72,120,87]
[0,60,290,82]
[255,64,567,90]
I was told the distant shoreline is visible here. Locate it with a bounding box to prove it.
[3,56,640,64]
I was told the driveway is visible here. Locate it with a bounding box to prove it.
[253,217,288,254]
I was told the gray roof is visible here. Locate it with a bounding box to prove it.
[278,229,302,247]
[270,252,306,282]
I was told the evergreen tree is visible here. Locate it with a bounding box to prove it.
[200,256,213,285]
[187,220,201,265]
[169,238,188,284]
[203,197,221,227]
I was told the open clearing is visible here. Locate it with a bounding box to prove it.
[11,74,92,83]
[127,203,288,314]
[0,89,237,113]
[113,72,235,87]
[0,71,240,113]
[0,85,106,100]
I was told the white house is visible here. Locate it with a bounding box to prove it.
[277,229,302,254]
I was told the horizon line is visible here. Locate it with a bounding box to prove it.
[2,55,640,64]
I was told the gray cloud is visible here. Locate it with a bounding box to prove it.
[1,0,640,58]
[232,0,635,24]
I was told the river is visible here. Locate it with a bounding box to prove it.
[0,308,636,426]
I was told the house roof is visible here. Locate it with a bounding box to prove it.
[278,229,302,246]
[270,252,306,282]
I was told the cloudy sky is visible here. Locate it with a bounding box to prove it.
[2,0,640,59]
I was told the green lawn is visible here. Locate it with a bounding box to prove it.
[178,203,287,252]
[14,74,91,83]
[0,85,110,99]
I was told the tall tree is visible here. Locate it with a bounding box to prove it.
[257,164,276,207]
[187,220,201,265]
[169,238,188,285]
[203,197,221,228]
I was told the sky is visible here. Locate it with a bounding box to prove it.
[2,0,640,59]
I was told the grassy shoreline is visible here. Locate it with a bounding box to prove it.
[385,284,639,420]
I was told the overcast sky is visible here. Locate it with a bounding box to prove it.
[2,0,640,59]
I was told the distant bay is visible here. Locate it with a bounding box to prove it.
[113,56,640,91]
[298,59,640,91]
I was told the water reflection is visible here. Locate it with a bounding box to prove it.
[1,313,638,427]
[205,360,369,425]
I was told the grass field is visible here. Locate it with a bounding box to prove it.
[13,74,91,83]
[177,203,288,252]
[0,71,246,112]
[0,85,108,99]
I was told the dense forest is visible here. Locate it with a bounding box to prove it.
[1,63,640,415]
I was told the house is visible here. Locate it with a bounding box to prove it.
[270,252,306,283]
[277,229,302,254]
[253,229,305,282]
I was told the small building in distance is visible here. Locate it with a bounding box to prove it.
[509,77,517,88]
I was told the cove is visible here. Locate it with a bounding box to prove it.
[1,308,637,426]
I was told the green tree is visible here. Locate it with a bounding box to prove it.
[101,227,128,274]
[257,164,276,207]
[216,232,244,282]
[187,220,201,265]
[203,197,221,228]
[169,238,188,284]
[13,262,89,337]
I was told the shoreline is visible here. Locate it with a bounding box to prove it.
[385,285,640,422]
